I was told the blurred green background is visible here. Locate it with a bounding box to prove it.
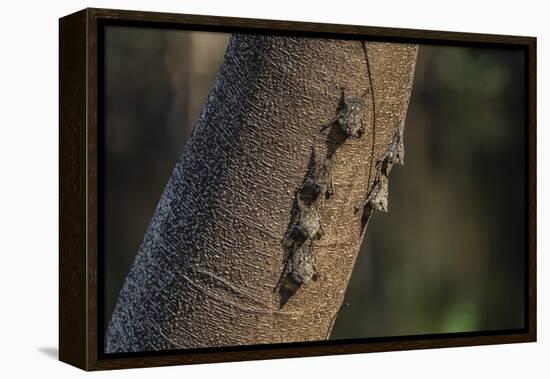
[103,27,526,340]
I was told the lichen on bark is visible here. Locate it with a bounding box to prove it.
[105,34,418,353]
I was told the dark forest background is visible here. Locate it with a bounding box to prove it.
[103,26,526,340]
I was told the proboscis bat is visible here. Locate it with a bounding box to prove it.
[321,88,367,138]
[365,176,389,212]
[277,196,324,294]
[300,147,334,203]
[274,240,319,294]
[376,121,405,176]
[284,197,323,250]
[289,240,319,285]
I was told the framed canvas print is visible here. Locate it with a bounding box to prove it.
[59,7,536,371]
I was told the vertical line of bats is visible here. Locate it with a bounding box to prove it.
[275,42,405,307]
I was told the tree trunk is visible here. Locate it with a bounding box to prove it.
[105,34,418,352]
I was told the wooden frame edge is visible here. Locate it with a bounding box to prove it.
[527,37,537,343]
[59,9,88,370]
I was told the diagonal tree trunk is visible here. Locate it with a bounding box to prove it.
[105,34,418,353]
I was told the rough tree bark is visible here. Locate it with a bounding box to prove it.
[105,34,418,352]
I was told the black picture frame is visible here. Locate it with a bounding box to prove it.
[59,7,536,371]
